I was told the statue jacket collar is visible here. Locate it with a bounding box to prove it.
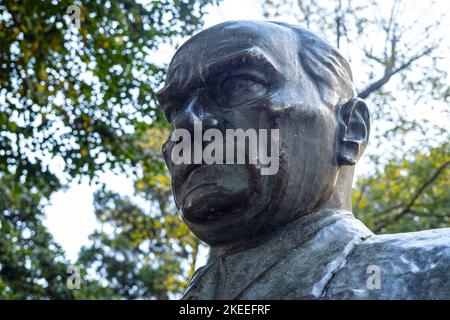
[182,209,374,300]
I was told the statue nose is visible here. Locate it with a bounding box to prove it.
[172,96,220,133]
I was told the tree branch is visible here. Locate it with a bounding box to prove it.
[357,45,436,99]
[374,160,450,232]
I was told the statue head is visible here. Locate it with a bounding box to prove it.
[157,21,370,245]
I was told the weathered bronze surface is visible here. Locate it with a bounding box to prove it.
[157,20,450,299]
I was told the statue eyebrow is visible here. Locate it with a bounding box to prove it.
[157,47,283,108]
[200,46,283,81]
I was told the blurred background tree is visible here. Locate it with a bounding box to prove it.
[0,0,216,299]
[353,142,449,234]
[77,127,200,299]
[0,0,448,300]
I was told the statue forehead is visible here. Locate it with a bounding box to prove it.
[167,21,297,81]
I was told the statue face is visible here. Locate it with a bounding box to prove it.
[158,21,344,245]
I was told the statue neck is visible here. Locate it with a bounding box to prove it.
[317,165,354,212]
[209,208,356,260]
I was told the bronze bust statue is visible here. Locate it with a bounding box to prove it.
[156,20,450,299]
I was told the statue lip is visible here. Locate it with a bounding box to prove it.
[181,182,218,212]
[178,163,224,184]
[176,163,218,202]
[171,163,200,186]
[181,183,243,224]
[184,164,204,182]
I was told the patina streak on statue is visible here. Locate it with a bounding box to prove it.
[157,20,450,299]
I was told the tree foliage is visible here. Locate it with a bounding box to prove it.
[1,0,214,184]
[0,0,215,299]
[354,143,449,233]
[0,176,72,299]
[78,127,200,299]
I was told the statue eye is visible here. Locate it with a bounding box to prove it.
[218,76,268,106]
[163,102,182,123]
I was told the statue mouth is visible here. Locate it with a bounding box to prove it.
[184,164,203,182]
[179,164,225,203]
[180,183,227,223]
[180,183,249,224]
[173,164,253,223]
[172,163,207,186]
[174,163,221,209]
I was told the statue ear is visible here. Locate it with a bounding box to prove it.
[337,97,370,165]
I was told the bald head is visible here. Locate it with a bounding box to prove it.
[159,20,354,110]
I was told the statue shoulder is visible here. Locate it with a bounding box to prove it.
[325,227,450,299]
